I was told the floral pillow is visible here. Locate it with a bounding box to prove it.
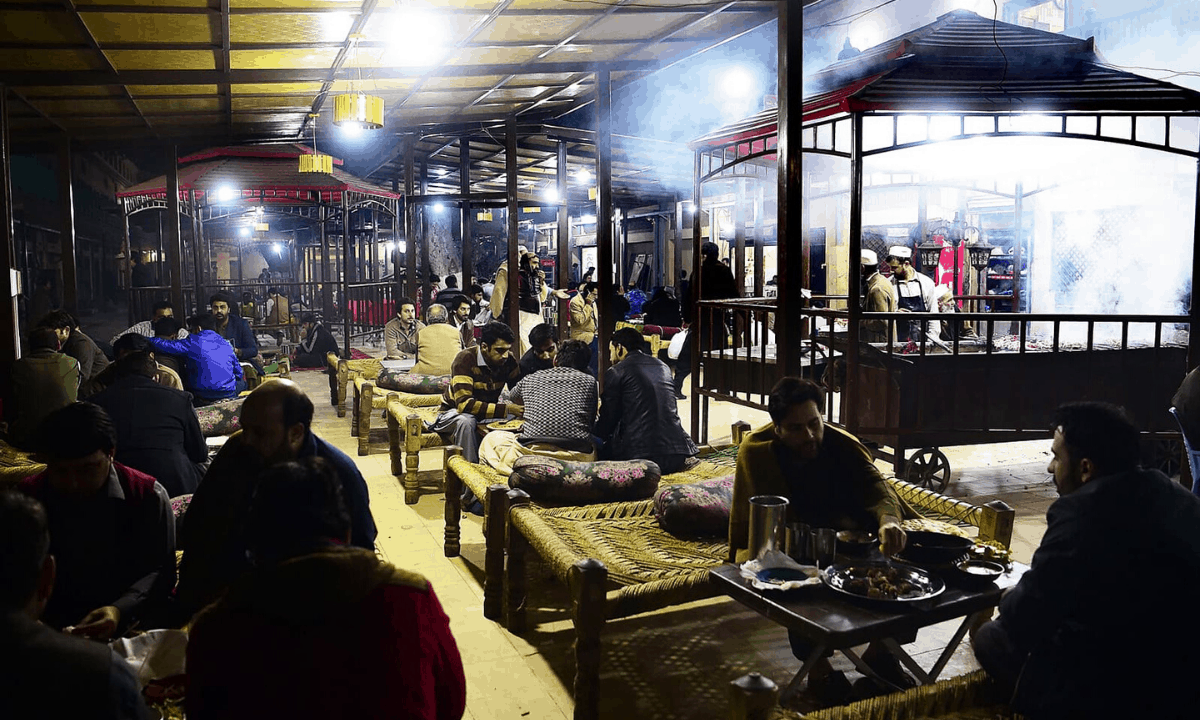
[375,369,450,394]
[508,456,661,505]
[653,475,734,538]
[171,493,193,537]
[195,398,244,437]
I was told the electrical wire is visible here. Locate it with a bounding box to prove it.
[802,0,901,34]
[978,0,1018,106]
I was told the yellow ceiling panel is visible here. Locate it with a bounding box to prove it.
[58,117,146,128]
[421,75,504,90]
[446,46,544,66]
[128,84,219,96]
[504,72,576,87]
[148,116,222,126]
[230,47,340,69]
[233,112,304,125]
[470,14,588,44]
[232,95,314,110]
[135,97,223,113]
[16,86,120,98]
[484,86,556,102]
[106,50,216,70]
[407,90,484,107]
[0,11,85,43]
[75,0,208,6]
[545,43,637,62]
[83,13,214,43]
[360,9,494,46]
[232,82,324,95]
[624,42,700,63]
[573,14,682,42]
[0,50,96,70]
[32,98,133,116]
[230,13,352,44]
[230,0,365,8]
[328,78,415,93]
[458,103,519,115]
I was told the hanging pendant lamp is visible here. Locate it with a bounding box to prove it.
[299,113,334,174]
[332,34,384,131]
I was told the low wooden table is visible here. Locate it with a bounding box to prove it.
[710,560,1027,705]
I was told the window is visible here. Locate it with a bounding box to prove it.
[1018,0,1065,32]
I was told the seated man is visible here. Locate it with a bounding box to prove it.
[0,490,151,719]
[444,294,476,348]
[518,322,557,381]
[479,339,598,475]
[186,458,466,720]
[110,299,188,346]
[20,402,176,639]
[176,380,377,621]
[411,304,463,377]
[146,313,245,404]
[265,286,298,343]
[92,332,184,392]
[151,315,186,376]
[972,402,1200,719]
[595,327,697,474]
[91,352,208,497]
[293,313,339,368]
[8,327,80,449]
[210,291,261,372]
[642,287,682,328]
[731,377,912,702]
[39,310,110,398]
[384,297,424,360]
[430,321,522,467]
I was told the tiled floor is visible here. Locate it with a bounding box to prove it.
[283,359,1070,720]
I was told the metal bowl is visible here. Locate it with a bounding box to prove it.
[898,531,975,566]
[836,530,877,555]
[955,558,1005,586]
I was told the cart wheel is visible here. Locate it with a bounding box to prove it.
[905,448,952,492]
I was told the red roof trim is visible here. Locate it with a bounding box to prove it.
[178,146,345,166]
[117,184,400,200]
[803,71,890,124]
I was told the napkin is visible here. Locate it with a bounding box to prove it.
[739,550,821,591]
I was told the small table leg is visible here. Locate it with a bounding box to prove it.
[779,644,827,707]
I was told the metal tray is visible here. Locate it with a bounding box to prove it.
[821,562,945,604]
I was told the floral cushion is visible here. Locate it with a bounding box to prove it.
[653,475,734,538]
[171,493,193,536]
[508,456,661,505]
[194,398,244,437]
[375,369,450,394]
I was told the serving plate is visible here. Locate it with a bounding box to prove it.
[822,562,945,603]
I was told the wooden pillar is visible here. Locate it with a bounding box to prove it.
[753,184,765,297]
[405,136,417,303]
[461,138,473,287]
[595,69,614,382]
[341,194,352,358]
[0,86,18,360]
[57,136,78,314]
[320,205,333,321]
[420,162,431,315]
[689,150,702,439]
[122,206,134,327]
[735,179,746,296]
[190,189,204,313]
[776,0,802,379]
[557,139,570,337]
[674,197,684,288]
[505,117,521,337]
[165,146,184,313]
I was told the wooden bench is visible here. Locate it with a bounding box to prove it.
[386,395,453,504]
[326,354,382,418]
[351,376,442,456]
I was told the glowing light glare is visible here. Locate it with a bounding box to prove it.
[574,168,591,184]
[239,227,250,238]
[542,187,559,203]
[847,15,887,51]
[718,66,756,99]
[581,215,597,224]
[216,185,238,202]
[273,243,283,254]
[340,121,363,138]
[433,202,444,212]
[382,7,446,67]
[385,242,396,252]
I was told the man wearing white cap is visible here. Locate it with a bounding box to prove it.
[886,246,939,343]
[861,249,896,343]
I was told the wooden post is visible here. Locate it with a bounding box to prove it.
[403,413,423,504]
[596,69,614,385]
[505,488,532,633]
[505,117,521,338]
[320,205,333,322]
[483,483,510,620]
[443,445,463,557]
[0,86,18,360]
[776,0,802,380]
[190,189,204,313]
[753,184,765,298]
[461,137,473,288]
[165,146,185,313]
[557,139,570,337]
[122,206,134,327]
[57,136,78,315]
[405,136,417,303]
[571,557,608,720]
[689,150,702,440]
[341,193,352,358]
[420,162,431,317]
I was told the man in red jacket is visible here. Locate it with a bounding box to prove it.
[186,457,466,720]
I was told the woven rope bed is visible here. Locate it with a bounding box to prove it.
[327,354,382,418]
[352,376,443,456]
[386,396,453,504]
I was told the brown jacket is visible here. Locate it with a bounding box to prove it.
[411,323,463,377]
[569,293,597,344]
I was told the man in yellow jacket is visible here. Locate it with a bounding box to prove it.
[860,249,897,343]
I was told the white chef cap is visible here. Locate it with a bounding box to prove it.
[888,246,912,260]
[861,249,878,265]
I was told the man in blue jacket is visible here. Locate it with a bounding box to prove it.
[147,313,244,404]
[210,292,261,373]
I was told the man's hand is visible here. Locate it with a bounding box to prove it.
[68,605,121,640]
[878,515,907,557]
[508,403,525,418]
[554,289,571,300]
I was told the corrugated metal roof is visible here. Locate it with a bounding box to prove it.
[802,9,1200,119]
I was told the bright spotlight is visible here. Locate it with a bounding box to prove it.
[340,122,363,138]
[433,202,444,212]
[239,227,251,238]
[574,168,591,184]
[273,243,283,254]
[542,187,559,203]
[216,185,238,202]
[581,214,597,224]
[718,66,755,99]
[385,242,396,252]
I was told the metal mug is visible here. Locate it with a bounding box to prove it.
[747,495,789,560]
[813,528,837,568]
[787,522,813,564]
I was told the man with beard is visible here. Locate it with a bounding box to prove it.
[885,246,939,344]
[860,249,896,343]
[174,380,377,621]
[209,292,260,371]
[729,377,912,702]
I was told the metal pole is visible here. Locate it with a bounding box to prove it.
[1189,159,1200,370]
[405,136,417,303]
[420,161,431,315]
[596,69,614,382]
[557,139,570,336]
[461,138,473,288]
[190,189,204,313]
[776,0,802,380]
[165,145,184,313]
[320,205,333,321]
[689,151,702,439]
[0,86,19,360]
[122,205,133,327]
[342,193,352,358]
[1013,182,1024,315]
[57,136,78,315]
[753,184,764,297]
[505,116,521,338]
[735,178,746,296]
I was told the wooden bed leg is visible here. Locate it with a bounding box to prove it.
[336,360,349,418]
[356,383,374,456]
[387,407,402,477]
[443,446,463,557]
[729,673,779,720]
[571,557,607,720]
[483,484,510,621]
[504,489,531,633]
[403,414,423,504]
[979,499,1015,548]
[731,420,751,445]
[350,383,360,436]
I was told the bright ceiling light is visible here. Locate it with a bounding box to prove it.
[433,202,444,212]
[381,6,447,67]
[239,227,250,238]
[385,241,396,252]
[339,120,363,138]
[216,185,238,202]
[574,168,591,184]
[581,215,597,224]
[542,187,558,203]
[718,66,756,100]
[273,243,283,254]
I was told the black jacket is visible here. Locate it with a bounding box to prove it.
[596,352,697,461]
[295,322,339,366]
[643,295,682,327]
[997,467,1200,719]
[91,374,208,497]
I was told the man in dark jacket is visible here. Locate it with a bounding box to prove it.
[147,313,245,404]
[972,402,1200,719]
[294,313,339,368]
[8,327,80,449]
[91,352,208,497]
[642,287,682,328]
[39,310,110,398]
[0,490,151,720]
[673,242,739,398]
[595,327,697,473]
[210,292,261,372]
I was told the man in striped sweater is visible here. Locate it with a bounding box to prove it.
[429,321,523,465]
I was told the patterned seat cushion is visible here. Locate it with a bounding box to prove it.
[195,398,244,437]
[375,369,450,394]
[171,493,193,537]
[509,456,661,505]
[653,475,734,538]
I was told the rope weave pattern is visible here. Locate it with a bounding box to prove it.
[799,669,1021,720]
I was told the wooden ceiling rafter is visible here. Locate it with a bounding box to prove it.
[56,0,154,134]
[297,0,380,139]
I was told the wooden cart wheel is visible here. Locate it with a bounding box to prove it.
[905,447,952,492]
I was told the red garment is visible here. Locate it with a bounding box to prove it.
[22,461,158,500]
[186,547,466,720]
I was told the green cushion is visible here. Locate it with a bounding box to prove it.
[509,456,661,505]
[375,369,450,394]
[653,475,734,538]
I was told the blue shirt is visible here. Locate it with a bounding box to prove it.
[148,330,243,400]
[219,314,259,361]
[300,431,378,550]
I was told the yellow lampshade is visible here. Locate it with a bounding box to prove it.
[299,153,333,174]
[588,187,597,200]
[255,222,270,232]
[333,93,384,130]
[477,210,493,222]
[522,207,540,214]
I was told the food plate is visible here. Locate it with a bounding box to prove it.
[485,419,525,432]
[821,562,945,603]
[740,553,821,591]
